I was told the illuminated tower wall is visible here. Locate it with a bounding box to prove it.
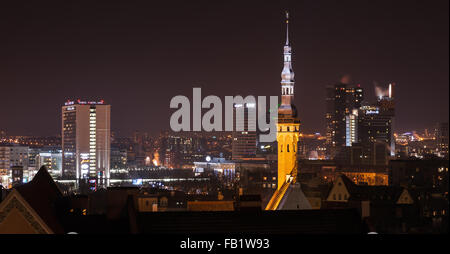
[277,12,300,190]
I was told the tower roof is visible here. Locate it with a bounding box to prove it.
[279,10,298,119]
[285,11,290,46]
[277,183,312,210]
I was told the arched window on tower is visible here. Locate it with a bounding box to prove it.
[287,144,290,152]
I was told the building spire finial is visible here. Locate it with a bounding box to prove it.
[285,11,289,45]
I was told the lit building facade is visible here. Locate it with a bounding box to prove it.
[62,100,111,188]
[0,145,29,188]
[194,157,236,176]
[345,109,358,147]
[436,122,449,157]
[36,149,62,178]
[357,106,392,143]
[110,147,127,169]
[376,84,395,156]
[232,104,257,160]
[325,79,364,157]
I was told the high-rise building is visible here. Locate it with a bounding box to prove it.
[357,105,391,144]
[0,146,10,188]
[0,145,29,188]
[325,77,364,157]
[62,99,111,188]
[232,104,257,160]
[375,83,395,156]
[110,147,127,169]
[355,105,393,164]
[165,133,204,165]
[345,109,358,147]
[436,122,449,158]
[0,145,29,171]
[347,85,364,109]
[36,149,63,178]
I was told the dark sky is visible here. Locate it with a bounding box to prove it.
[0,0,448,137]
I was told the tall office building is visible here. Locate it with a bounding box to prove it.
[0,145,29,171]
[347,85,364,109]
[338,84,395,165]
[345,109,358,147]
[436,122,449,158]
[325,76,364,157]
[356,105,393,163]
[232,103,257,160]
[62,99,111,188]
[375,83,395,156]
[0,145,29,187]
[36,149,63,178]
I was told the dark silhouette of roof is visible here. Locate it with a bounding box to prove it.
[136,209,364,234]
[339,174,406,203]
[15,166,65,233]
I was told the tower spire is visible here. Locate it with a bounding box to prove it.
[279,10,296,118]
[285,11,289,46]
[265,11,303,210]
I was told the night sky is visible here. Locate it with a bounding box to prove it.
[0,0,448,137]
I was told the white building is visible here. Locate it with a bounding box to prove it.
[62,99,111,187]
[194,157,236,178]
[0,145,29,187]
[345,109,358,147]
[36,149,62,178]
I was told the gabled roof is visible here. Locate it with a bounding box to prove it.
[0,189,53,233]
[277,183,312,210]
[14,166,65,233]
[338,174,406,203]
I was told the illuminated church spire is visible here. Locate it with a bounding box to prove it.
[279,11,297,118]
[265,11,309,210]
[285,11,289,45]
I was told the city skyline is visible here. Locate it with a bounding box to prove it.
[0,1,448,236]
[0,0,448,137]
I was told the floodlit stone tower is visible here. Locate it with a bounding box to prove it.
[277,11,300,190]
